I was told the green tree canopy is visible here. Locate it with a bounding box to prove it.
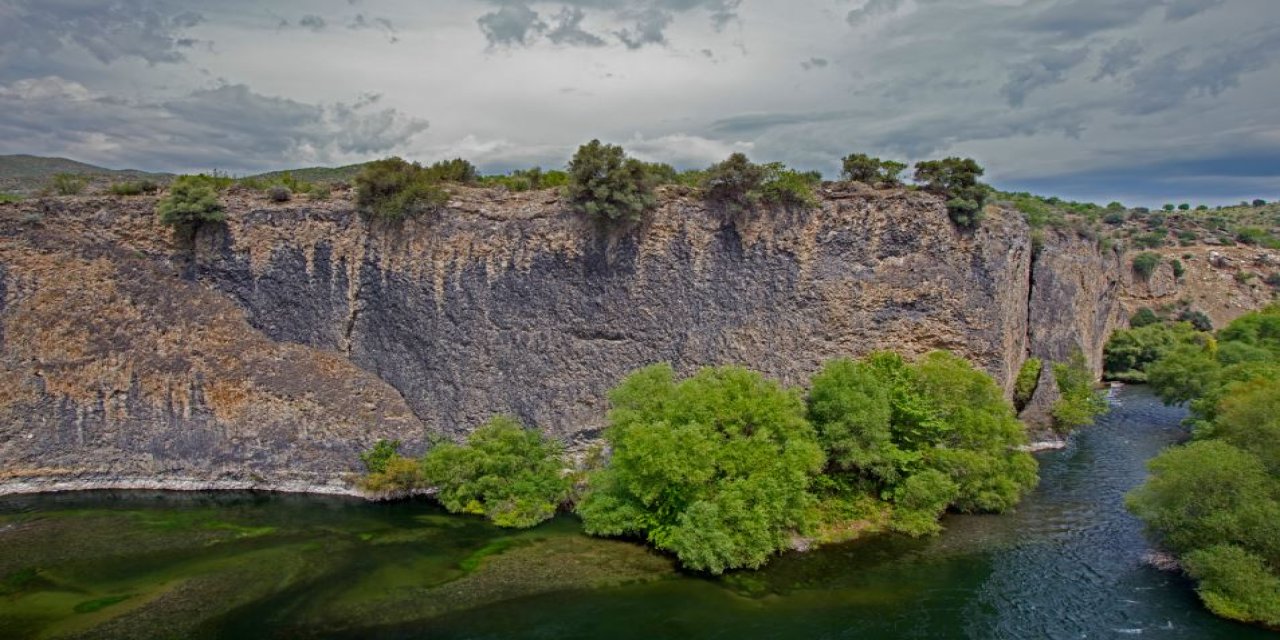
[575,364,825,574]
[421,416,571,528]
[566,140,657,224]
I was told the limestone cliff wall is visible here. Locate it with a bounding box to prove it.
[0,186,1269,493]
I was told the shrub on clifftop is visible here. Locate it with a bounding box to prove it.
[566,140,657,224]
[156,175,226,236]
[914,157,989,229]
[841,153,907,186]
[355,157,449,222]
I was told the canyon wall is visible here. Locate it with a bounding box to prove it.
[0,185,1270,493]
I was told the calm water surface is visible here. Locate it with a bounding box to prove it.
[1,386,1272,639]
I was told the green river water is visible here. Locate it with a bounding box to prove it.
[0,386,1274,639]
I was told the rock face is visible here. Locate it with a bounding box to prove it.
[0,186,1267,493]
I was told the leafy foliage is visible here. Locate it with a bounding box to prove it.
[1131,252,1162,279]
[156,175,226,234]
[699,153,820,216]
[1127,305,1280,627]
[913,157,988,229]
[109,180,160,196]
[50,173,88,195]
[808,352,1037,534]
[566,140,657,224]
[1013,357,1042,411]
[841,153,907,186]
[576,364,825,574]
[354,157,449,222]
[422,416,570,528]
[360,439,402,474]
[1103,321,1208,382]
[1049,351,1108,431]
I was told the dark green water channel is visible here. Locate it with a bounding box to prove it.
[1,386,1273,639]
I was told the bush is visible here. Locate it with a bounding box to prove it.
[361,456,426,493]
[566,140,657,224]
[1266,273,1280,288]
[424,158,478,184]
[360,439,403,474]
[354,157,449,222]
[1051,351,1108,430]
[1183,545,1280,627]
[1132,252,1162,279]
[1170,259,1185,280]
[421,416,570,528]
[1130,307,1161,328]
[156,175,226,234]
[1177,309,1213,332]
[913,157,988,229]
[267,186,292,202]
[702,153,767,214]
[576,364,825,574]
[1013,357,1042,411]
[0,193,21,204]
[841,153,906,185]
[1103,211,1126,225]
[109,180,159,196]
[51,173,88,195]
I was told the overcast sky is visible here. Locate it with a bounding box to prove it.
[1,0,1278,206]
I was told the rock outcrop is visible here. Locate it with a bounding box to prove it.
[0,185,1269,493]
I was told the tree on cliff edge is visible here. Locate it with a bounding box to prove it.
[566,140,657,224]
[156,175,226,240]
[914,157,989,229]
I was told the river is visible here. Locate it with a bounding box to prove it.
[0,386,1272,639]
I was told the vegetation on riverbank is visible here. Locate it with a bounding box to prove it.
[1126,304,1280,628]
[359,350,1043,574]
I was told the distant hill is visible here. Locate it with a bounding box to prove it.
[245,163,370,185]
[0,155,171,194]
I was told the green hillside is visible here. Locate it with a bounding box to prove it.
[0,155,171,195]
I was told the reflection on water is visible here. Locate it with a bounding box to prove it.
[0,387,1272,639]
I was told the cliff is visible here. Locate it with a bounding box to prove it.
[0,185,1272,493]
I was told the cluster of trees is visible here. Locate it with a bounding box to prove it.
[1127,305,1280,627]
[362,350,1046,574]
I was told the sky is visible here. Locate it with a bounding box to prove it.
[1,0,1278,206]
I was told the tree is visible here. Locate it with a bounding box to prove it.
[156,175,227,236]
[842,153,907,185]
[1051,351,1108,430]
[421,416,570,528]
[1163,204,1176,212]
[1179,203,1191,211]
[1183,545,1280,627]
[1126,440,1279,558]
[566,140,657,224]
[808,358,900,483]
[1252,199,1267,207]
[913,157,989,229]
[808,352,1037,521]
[703,153,767,214]
[576,364,825,574]
[354,157,449,222]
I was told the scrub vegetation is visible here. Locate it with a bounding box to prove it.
[1126,304,1280,628]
